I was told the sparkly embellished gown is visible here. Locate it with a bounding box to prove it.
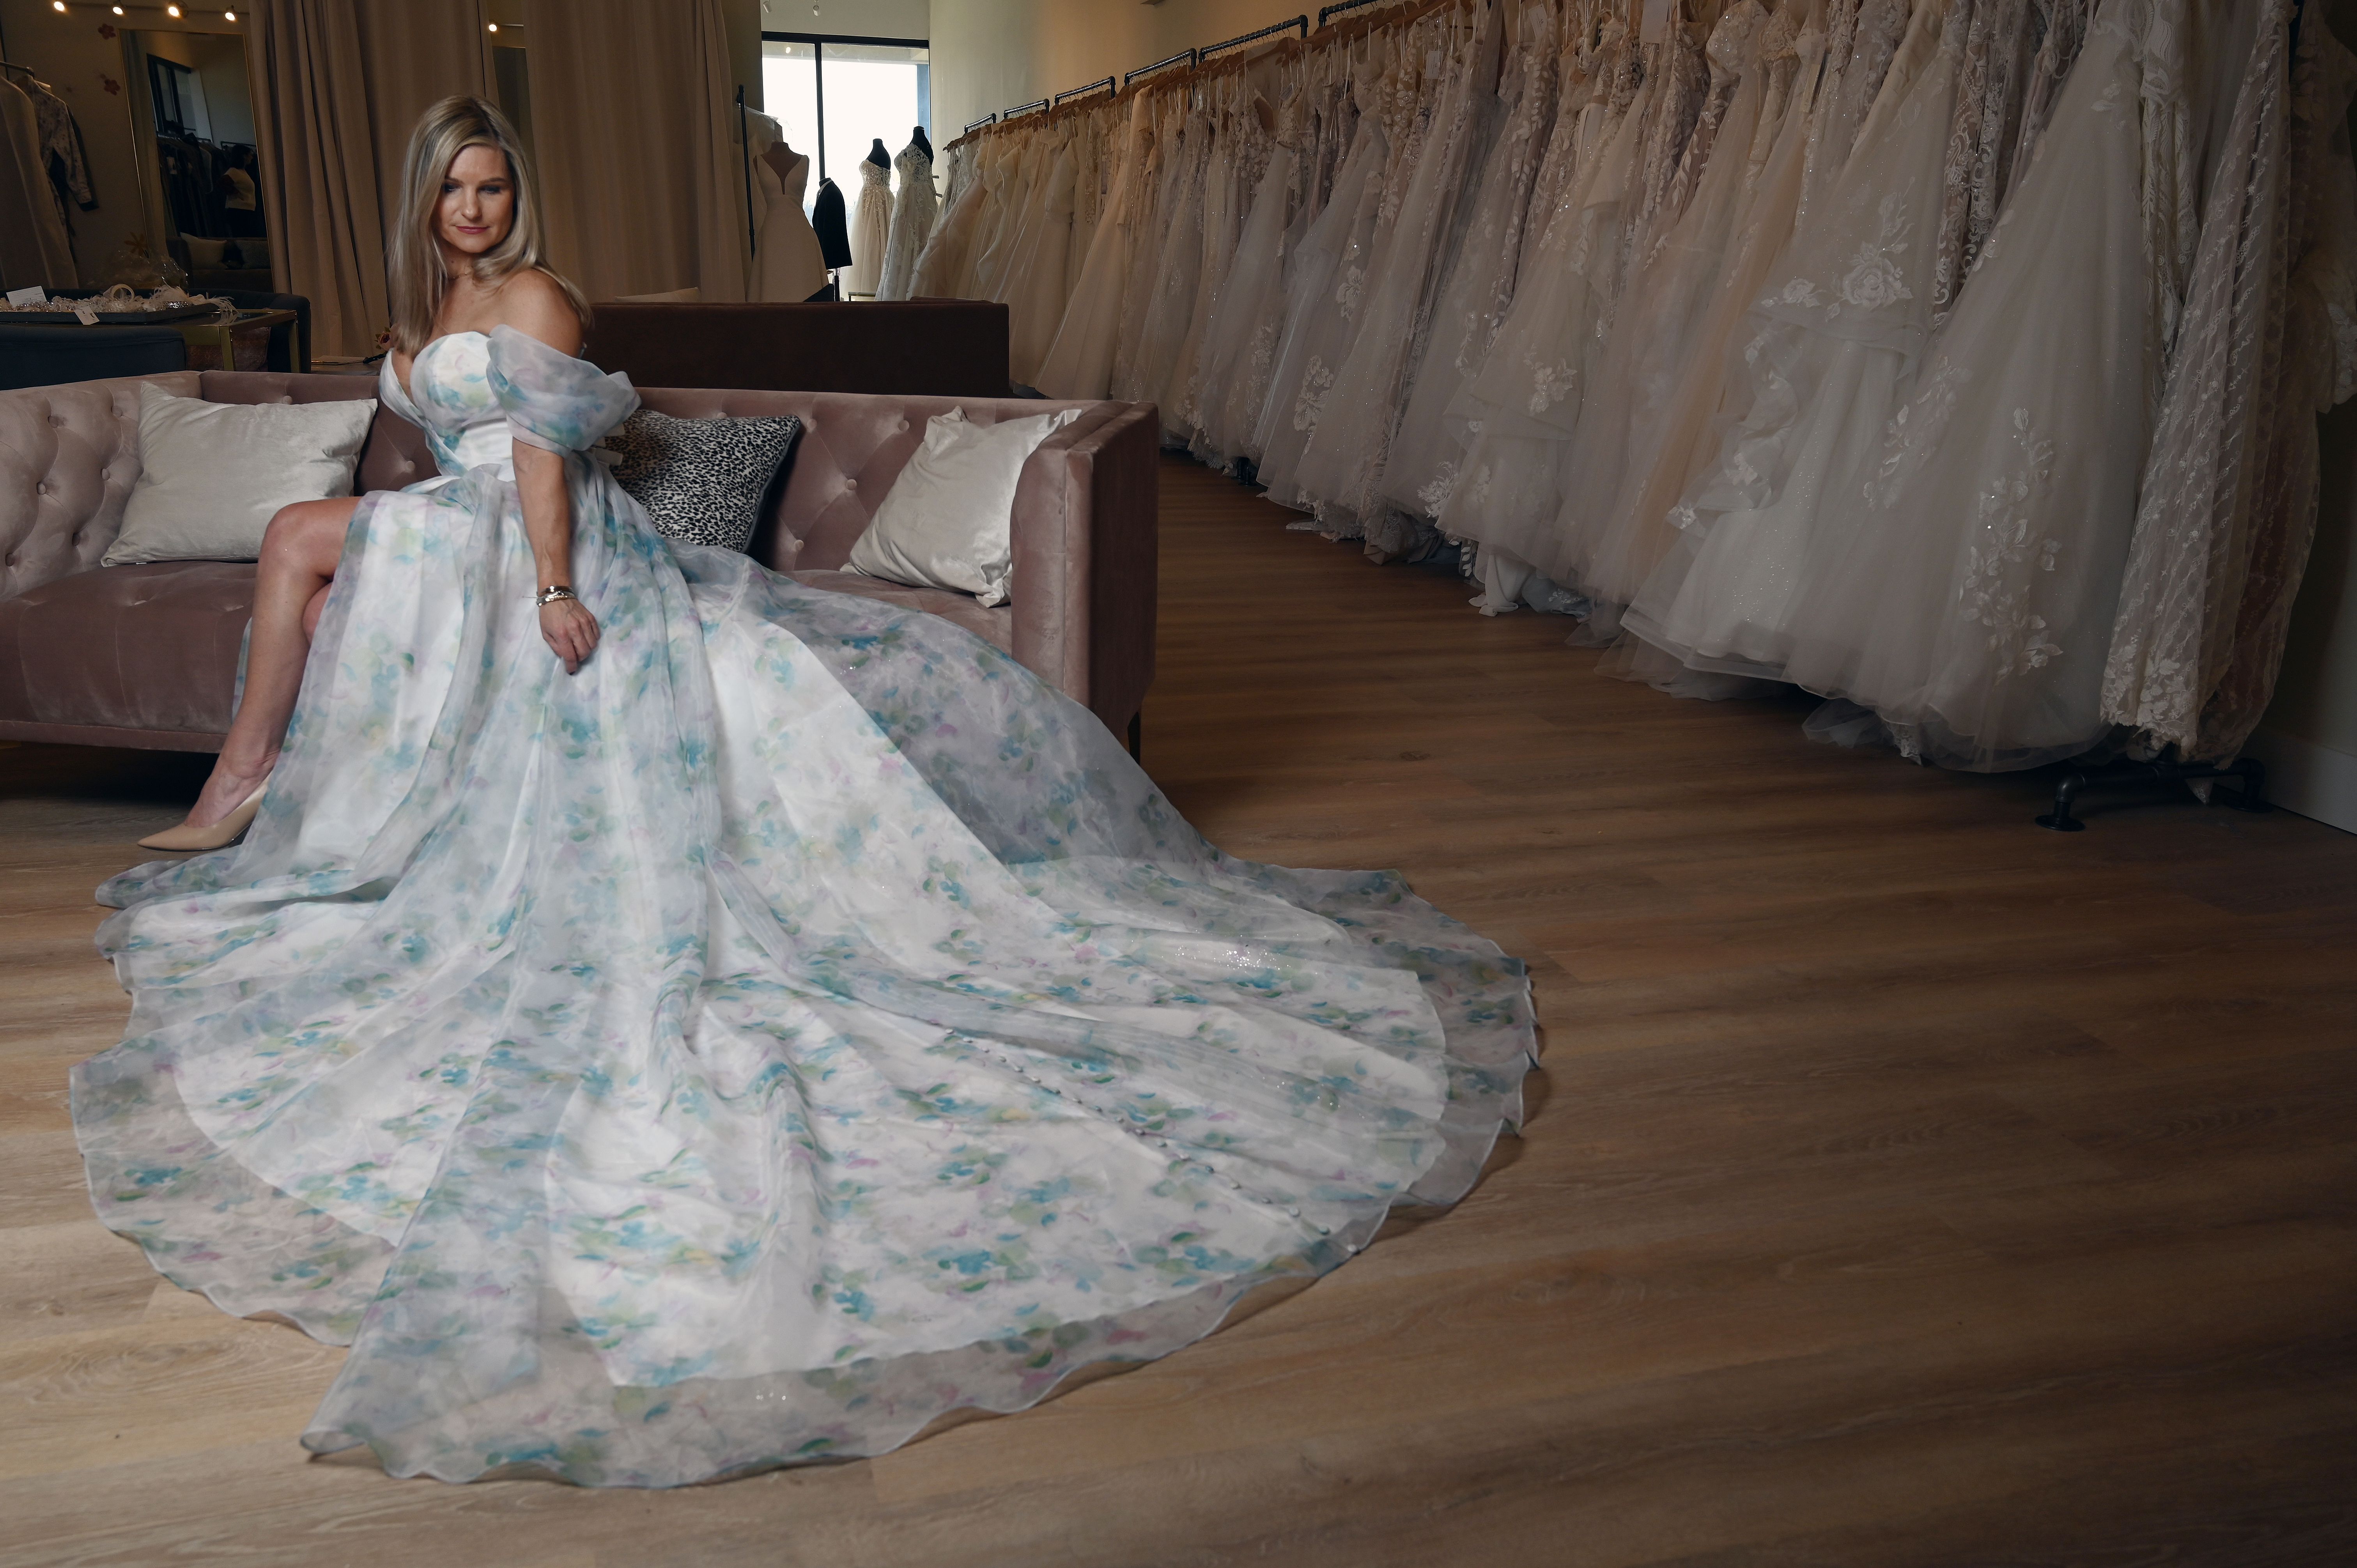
[73,326,1536,1487]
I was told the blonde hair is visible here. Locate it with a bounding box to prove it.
[386,96,588,353]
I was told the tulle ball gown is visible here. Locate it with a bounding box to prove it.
[72,327,1537,1486]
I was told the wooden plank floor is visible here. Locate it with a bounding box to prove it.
[3,455,2352,1566]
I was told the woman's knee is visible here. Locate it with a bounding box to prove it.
[260,498,354,573]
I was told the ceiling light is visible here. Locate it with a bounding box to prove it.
[167,2,182,12]
[487,21,498,30]
[223,9,236,19]
[52,2,66,12]
[111,4,124,13]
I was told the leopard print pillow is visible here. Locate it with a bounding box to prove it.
[599,409,803,554]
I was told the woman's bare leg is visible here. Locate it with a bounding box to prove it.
[179,497,356,829]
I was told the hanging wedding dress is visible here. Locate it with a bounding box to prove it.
[908,140,992,299]
[1191,81,1307,465]
[1133,97,1219,432]
[1437,17,1656,603]
[76,326,1536,1488]
[1065,110,1108,303]
[1112,94,1190,403]
[1001,127,1079,386]
[1927,0,2036,321]
[1621,0,1962,680]
[874,138,939,301]
[847,156,894,299]
[1769,0,2220,769]
[1166,76,1266,442]
[957,140,1022,302]
[1576,0,1829,629]
[1038,97,1157,401]
[1253,59,1396,508]
[1551,0,1774,604]
[1295,4,1501,534]
[2100,0,2357,763]
[1379,0,1564,521]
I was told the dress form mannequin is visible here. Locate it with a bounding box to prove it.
[847,138,895,299]
[754,136,829,302]
[812,175,853,294]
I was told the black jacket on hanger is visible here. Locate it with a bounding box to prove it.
[811,178,853,269]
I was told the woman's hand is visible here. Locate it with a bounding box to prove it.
[539,597,600,674]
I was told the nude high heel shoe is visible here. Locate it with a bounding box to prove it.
[138,780,269,852]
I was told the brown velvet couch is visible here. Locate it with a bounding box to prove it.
[584,301,1012,396]
[0,369,1158,752]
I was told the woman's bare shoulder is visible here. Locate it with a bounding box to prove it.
[494,269,584,356]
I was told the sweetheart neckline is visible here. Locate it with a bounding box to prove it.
[394,329,491,408]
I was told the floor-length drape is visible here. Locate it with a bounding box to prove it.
[248,0,490,357]
[518,0,748,304]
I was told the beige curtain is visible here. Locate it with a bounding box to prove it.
[249,0,488,357]
[519,0,748,304]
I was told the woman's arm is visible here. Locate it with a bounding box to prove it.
[499,274,600,674]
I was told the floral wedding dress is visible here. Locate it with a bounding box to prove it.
[74,327,1537,1486]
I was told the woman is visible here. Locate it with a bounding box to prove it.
[79,98,1536,1487]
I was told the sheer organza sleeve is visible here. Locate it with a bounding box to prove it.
[486,324,639,454]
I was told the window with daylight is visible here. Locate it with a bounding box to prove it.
[760,33,931,211]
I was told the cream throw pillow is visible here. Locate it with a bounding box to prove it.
[104,388,376,566]
[845,406,1082,606]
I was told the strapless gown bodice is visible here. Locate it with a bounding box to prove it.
[379,331,517,483]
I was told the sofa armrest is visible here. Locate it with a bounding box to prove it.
[1008,402,1160,735]
[0,372,202,603]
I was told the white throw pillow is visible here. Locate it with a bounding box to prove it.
[104,388,376,566]
[845,405,1083,606]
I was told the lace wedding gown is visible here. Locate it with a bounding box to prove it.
[74,327,1536,1487]
[1552,0,1773,605]
[1436,19,1661,603]
[2100,0,2357,762]
[847,158,894,299]
[1622,0,1962,680]
[1294,3,1501,532]
[1379,0,1563,521]
[873,142,939,302]
[1772,0,2229,769]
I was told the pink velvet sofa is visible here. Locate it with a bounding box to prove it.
[0,370,1159,753]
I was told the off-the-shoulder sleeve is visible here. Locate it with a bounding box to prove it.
[487,323,639,453]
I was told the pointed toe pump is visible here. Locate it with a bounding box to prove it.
[138,781,269,853]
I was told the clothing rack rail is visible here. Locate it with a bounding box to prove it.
[1123,48,1197,90]
[1317,0,1404,27]
[968,0,1408,138]
[1201,15,1309,60]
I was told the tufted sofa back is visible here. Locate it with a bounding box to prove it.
[0,371,420,603]
[0,369,1160,737]
[1,372,1113,600]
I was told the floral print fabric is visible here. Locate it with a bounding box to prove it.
[73,327,1535,1486]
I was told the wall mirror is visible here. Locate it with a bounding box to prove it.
[121,26,264,292]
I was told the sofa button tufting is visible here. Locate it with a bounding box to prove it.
[48,413,65,427]
[842,478,857,491]
[896,419,910,433]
